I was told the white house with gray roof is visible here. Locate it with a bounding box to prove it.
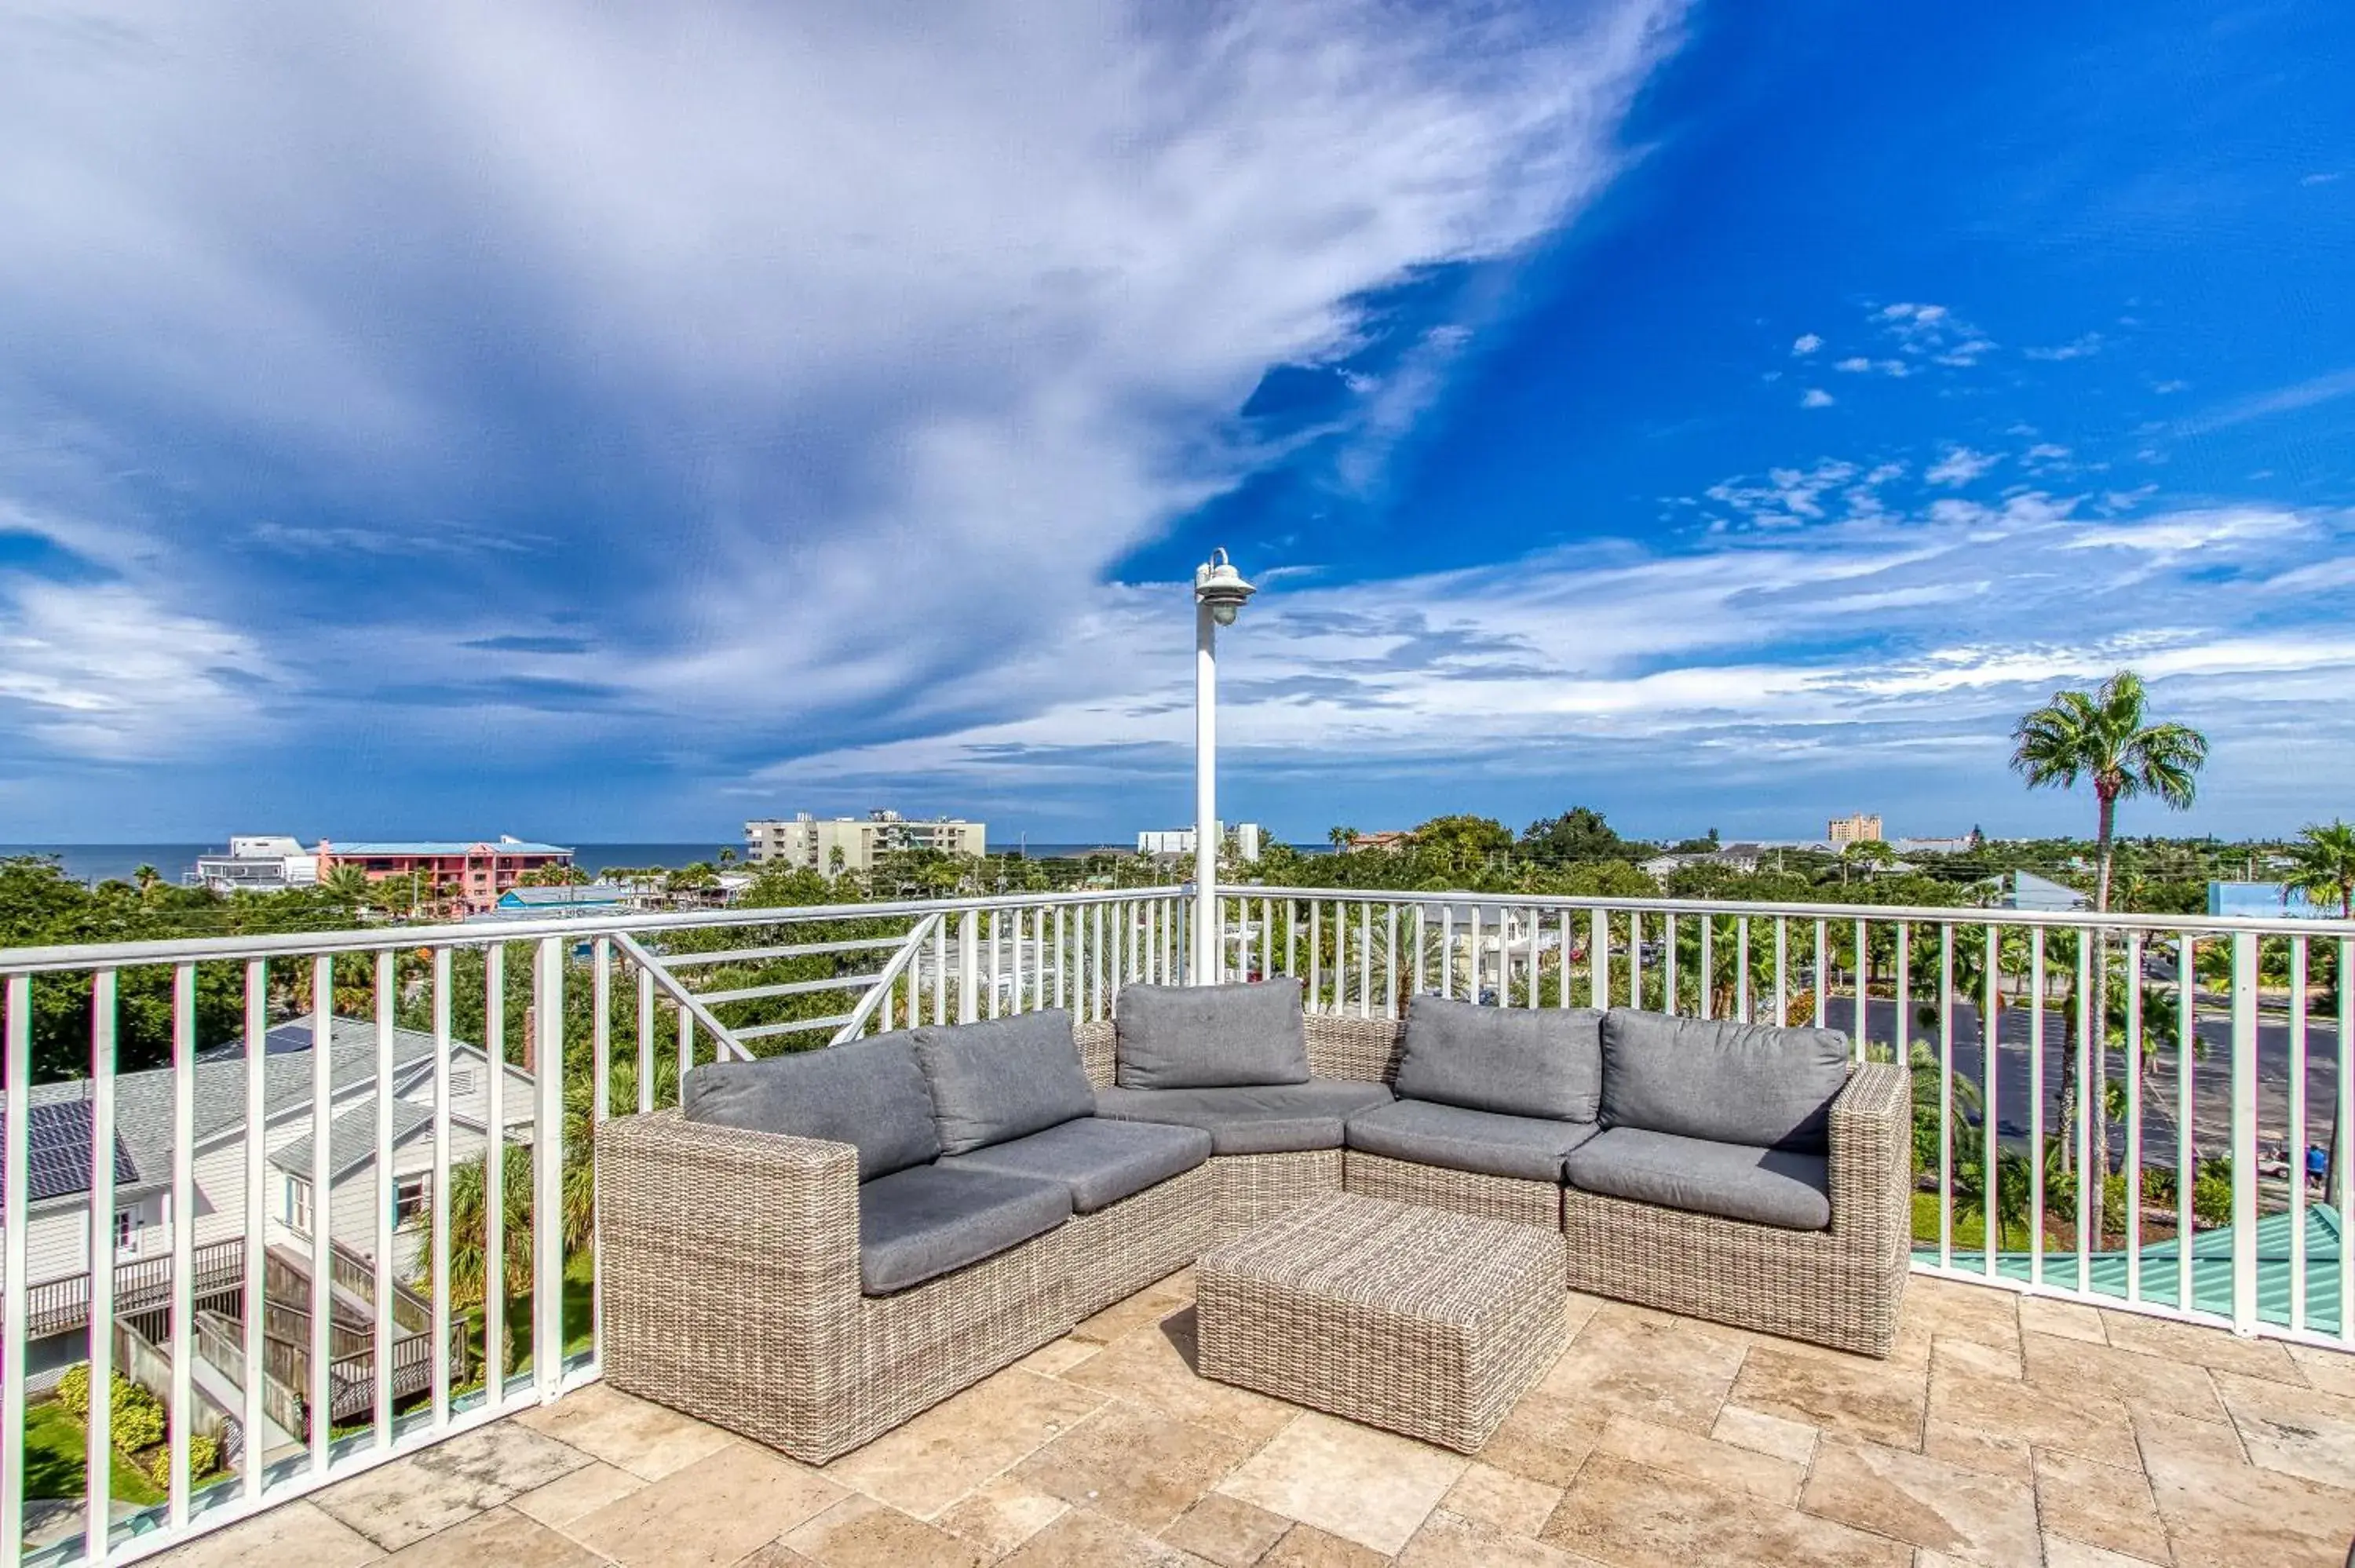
[2,1017,536,1329]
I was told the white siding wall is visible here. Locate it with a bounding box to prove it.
[14,1207,91,1285]
[188,1140,248,1250]
[7,1049,540,1288]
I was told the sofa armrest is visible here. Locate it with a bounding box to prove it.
[598,1108,862,1347]
[1825,1060,1911,1249]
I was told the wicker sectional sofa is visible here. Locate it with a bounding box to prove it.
[600,979,1908,1463]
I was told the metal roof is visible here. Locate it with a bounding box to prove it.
[328,841,572,856]
[19,1016,471,1204]
[497,885,631,906]
[270,1097,436,1184]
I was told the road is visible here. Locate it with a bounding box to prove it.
[1831,994,2344,1175]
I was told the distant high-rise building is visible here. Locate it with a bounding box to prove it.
[747,810,986,873]
[1136,822,1263,862]
[1827,812,1884,844]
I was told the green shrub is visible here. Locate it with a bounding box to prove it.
[144,1431,221,1486]
[2193,1172,2234,1227]
[55,1363,89,1418]
[49,1363,170,1453]
[108,1380,166,1453]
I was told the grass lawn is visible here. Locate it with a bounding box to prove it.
[22,1399,166,1508]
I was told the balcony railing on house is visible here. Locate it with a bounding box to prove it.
[2,884,2350,1564]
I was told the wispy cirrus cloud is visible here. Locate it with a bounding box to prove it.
[754,490,2355,826]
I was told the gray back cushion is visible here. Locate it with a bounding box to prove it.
[1112,979,1309,1089]
[1394,996,1604,1121]
[1599,1009,1853,1153]
[911,1009,1096,1156]
[682,1031,941,1181]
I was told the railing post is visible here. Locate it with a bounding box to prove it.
[2231,929,2260,1336]
[958,909,980,1024]
[4,974,32,1566]
[534,935,566,1398]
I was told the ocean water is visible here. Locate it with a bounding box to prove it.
[2,842,738,886]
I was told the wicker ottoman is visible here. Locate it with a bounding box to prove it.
[1195,1191,1566,1453]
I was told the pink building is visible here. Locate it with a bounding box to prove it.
[317,837,575,914]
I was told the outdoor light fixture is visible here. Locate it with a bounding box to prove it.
[1192,548,1253,983]
[1194,547,1256,625]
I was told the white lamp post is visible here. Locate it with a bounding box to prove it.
[1192,548,1255,983]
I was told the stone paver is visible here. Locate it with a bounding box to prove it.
[141,1268,2355,1568]
[310,1420,590,1551]
[1216,1411,1466,1556]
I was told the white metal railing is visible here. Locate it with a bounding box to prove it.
[2,881,2351,1561]
[0,887,1185,1565]
[1219,887,2355,1343]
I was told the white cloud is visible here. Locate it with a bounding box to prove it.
[1799,388,1835,408]
[2024,333,2103,362]
[1925,445,1999,486]
[752,494,2355,806]
[1868,301,1992,366]
[0,0,1692,782]
[0,580,279,759]
[1791,333,1822,356]
[2177,367,2355,434]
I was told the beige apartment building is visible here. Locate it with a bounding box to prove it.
[1826,812,1884,844]
[746,810,987,873]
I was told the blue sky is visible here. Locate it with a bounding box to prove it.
[1,0,2350,847]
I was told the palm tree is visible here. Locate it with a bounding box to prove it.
[2011,671,2205,1185]
[1328,826,1359,852]
[2010,669,2207,913]
[2285,819,2355,919]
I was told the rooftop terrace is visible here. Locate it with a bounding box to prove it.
[6,885,2353,1568]
[144,1267,2355,1568]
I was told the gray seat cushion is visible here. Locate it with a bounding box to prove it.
[1565,1126,1831,1231]
[912,1009,1095,1156]
[1395,996,1605,1121]
[941,1117,1211,1212]
[1094,1079,1392,1154]
[856,1165,1072,1295]
[1600,1009,1853,1153]
[1345,1098,1600,1183]
[1112,979,1309,1089]
[682,1032,940,1182]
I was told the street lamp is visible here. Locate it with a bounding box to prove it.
[1193,549,1254,983]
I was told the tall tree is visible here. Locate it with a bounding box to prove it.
[2285,820,2355,919]
[2009,669,2208,913]
[1519,807,1629,864]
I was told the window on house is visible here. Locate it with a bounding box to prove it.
[114,1207,139,1252]
[284,1176,312,1235]
[394,1172,430,1227]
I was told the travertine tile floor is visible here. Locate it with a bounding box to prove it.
[151,1271,2355,1567]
